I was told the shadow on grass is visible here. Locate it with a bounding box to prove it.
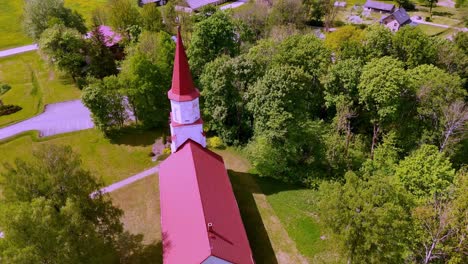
[131,240,163,263]
[229,170,278,264]
[107,126,163,147]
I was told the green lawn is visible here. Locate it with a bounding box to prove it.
[0,52,81,127]
[417,24,449,36]
[64,0,109,26]
[0,0,108,49]
[0,128,157,185]
[0,1,32,49]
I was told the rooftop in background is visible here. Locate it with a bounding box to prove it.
[364,0,395,12]
[185,0,228,10]
[390,8,411,24]
[159,140,254,263]
[85,25,122,47]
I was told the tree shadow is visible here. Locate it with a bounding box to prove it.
[107,127,163,147]
[131,240,163,264]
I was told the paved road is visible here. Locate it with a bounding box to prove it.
[412,16,468,32]
[0,100,94,141]
[0,44,38,58]
[91,166,159,197]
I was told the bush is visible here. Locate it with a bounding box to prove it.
[207,136,225,149]
[0,83,11,95]
[0,104,22,116]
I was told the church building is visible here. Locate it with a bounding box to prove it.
[159,29,254,264]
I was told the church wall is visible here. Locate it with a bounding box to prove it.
[170,123,206,152]
[171,98,200,124]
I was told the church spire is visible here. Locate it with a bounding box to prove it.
[168,27,200,102]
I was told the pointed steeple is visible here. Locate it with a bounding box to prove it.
[168,27,200,102]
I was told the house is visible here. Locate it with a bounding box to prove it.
[380,8,412,32]
[363,0,395,13]
[159,29,254,264]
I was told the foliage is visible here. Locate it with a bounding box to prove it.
[318,172,414,263]
[395,144,455,200]
[408,64,466,149]
[108,0,141,32]
[325,26,364,60]
[200,55,262,145]
[23,0,86,40]
[85,26,119,79]
[207,136,225,149]
[0,104,22,116]
[187,11,239,76]
[119,31,175,128]
[0,145,151,263]
[140,4,163,32]
[392,26,437,68]
[38,24,87,81]
[363,25,393,60]
[0,83,12,95]
[81,76,128,131]
[268,0,305,29]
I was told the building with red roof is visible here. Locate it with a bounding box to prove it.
[159,29,254,263]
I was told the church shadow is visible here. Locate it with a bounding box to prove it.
[229,170,279,264]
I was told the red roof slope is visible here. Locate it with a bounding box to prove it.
[159,140,254,264]
[168,29,200,102]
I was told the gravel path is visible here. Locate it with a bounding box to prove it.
[91,166,159,197]
[0,100,94,141]
[0,44,38,58]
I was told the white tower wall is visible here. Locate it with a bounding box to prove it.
[170,98,200,124]
[170,123,206,153]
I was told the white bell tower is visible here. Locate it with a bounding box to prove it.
[168,28,206,153]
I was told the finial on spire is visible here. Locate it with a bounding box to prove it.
[168,26,200,102]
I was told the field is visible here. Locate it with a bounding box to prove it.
[0,0,108,50]
[0,1,32,49]
[0,128,157,184]
[0,52,81,127]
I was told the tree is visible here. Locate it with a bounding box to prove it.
[200,55,262,144]
[420,0,439,19]
[303,0,339,31]
[0,145,151,263]
[140,4,163,32]
[39,24,86,81]
[108,0,141,32]
[357,57,409,158]
[187,11,239,76]
[268,0,305,28]
[323,59,363,158]
[23,0,86,40]
[325,26,365,60]
[363,25,393,60]
[395,144,455,200]
[408,64,466,150]
[86,26,119,79]
[119,31,175,128]
[318,171,414,263]
[392,26,437,68]
[81,76,129,131]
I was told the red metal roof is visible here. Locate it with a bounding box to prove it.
[168,28,200,102]
[159,140,254,264]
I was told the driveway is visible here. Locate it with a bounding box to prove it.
[0,100,94,141]
[0,44,38,58]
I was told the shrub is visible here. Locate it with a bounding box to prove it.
[0,104,22,116]
[207,136,225,149]
[0,83,11,95]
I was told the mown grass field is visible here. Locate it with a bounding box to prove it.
[0,1,32,49]
[0,52,81,127]
[0,128,157,184]
[0,0,108,50]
